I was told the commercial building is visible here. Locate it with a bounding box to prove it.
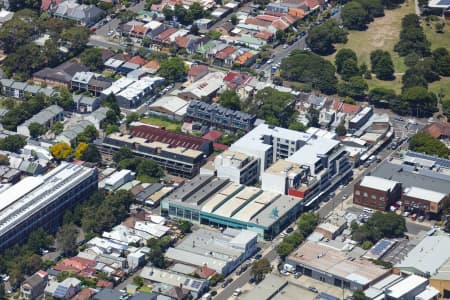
[164,228,258,275]
[98,125,212,178]
[104,169,135,191]
[430,257,450,298]
[186,100,257,132]
[0,162,98,251]
[353,176,402,211]
[286,241,390,291]
[395,235,450,278]
[161,175,305,239]
[147,96,189,120]
[214,150,259,185]
[401,187,446,216]
[140,267,209,298]
[17,105,63,137]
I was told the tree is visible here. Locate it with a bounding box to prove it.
[432,48,450,76]
[352,212,406,243]
[61,26,90,53]
[414,57,440,83]
[254,87,297,128]
[409,133,448,158]
[105,124,120,135]
[56,224,79,256]
[297,212,319,237]
[0,9,39,53]
[370,50,394,80]
[277,241,296,257]
[82,144,102,163]
[402,68,428,91]
[80,47,103,71]
[50,142,72,160]
[0,135,26,153]
[335,48,358,74]
[251,258,272,282]
[306,19,348,55]
[148,247,166,268]
[50,121,64,134]
[340,58,360,81]
[137,159,164,178]
[126,112,140,126]
[402,86,437,118]
[77,125,99,143]
[177,220,192,234]
[435,22,445,33]
[280,50,338,94]
[353,290,366,300]
[132,276,144,287]
[51,87,74,111]
[395,14,430,57]
[341,1,369,30]
[28,122,46,138]
[74,142,88,159]
[159,57,187,83]
[27,228,53,254]
[207,30,221,40]
[190,23,199,35]
[335,122,347,136]
[288,122,307,132]
[337,76,368,100]
[113,146,134,163]
[404,52,420,68]
[306,107,320,127]
[220,90,241,110]
[230,14,238,25]
[369,87,396,107]
[356,0,384,19]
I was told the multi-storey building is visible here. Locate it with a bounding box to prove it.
[186,100,257,132]
[0,163,98,251]
[214,150,259,185]
[98,126,212,178]
[353,176,402,211]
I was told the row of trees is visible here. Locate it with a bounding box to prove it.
[277,213,319,257]
[306,19,348,55]
[162,3,206,26]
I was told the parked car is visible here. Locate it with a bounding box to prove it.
[283,44,289,49]
[308,286,319,293]
[255,254,262,260]
[249,277,256,284]
[211,291,217,296]
[294,272,302,278]
[403,211,410,217]
[286,227,294,234]
[280,270,290,276]
[418,216,425,222]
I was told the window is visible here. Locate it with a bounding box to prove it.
[355,190,360,195]
[371,195,376,199]
[363,192,368,197]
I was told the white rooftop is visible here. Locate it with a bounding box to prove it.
[359,176,399,192]
[403,186,446,203]
[387,275,427,299]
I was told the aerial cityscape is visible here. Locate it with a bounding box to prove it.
[0,0,449,299]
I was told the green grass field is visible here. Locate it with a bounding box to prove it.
[326,1,415,74]
[140,117,182,132]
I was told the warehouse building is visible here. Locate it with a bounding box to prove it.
[165,228,257,275]
[0,162,98,251]
[353,176,402,211]
[161,175,304,239]
[285,241,390,291]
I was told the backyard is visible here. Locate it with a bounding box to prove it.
[140,116,182,132]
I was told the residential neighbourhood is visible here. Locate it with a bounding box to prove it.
[0,0,450,299]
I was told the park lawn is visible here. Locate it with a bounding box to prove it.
[140,116,181,132]
[430,77,450,103]
[325,1,415,74]
[367,75,403,94]
[422,20,450,51]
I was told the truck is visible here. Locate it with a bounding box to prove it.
[284,263,295,273]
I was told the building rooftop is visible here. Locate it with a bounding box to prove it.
[358,176,399,192]
[403,186,446,202]
[140,267,207,292]
[264,160,304,177]
[288,241,389,285]
[180,72,225,99]
[241,274,287,300]
[395,235,450,276]
[149,96,188,116]
[386,275,427,299]
[21,105,63,127]
[0,163,95,236]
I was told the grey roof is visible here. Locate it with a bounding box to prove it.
[187,100,256,122]
[136,183,163,202]
[241,274,287,300]
[88,106,109,121]
[120,62,140,70]
[57,120,94,142]
[24,84,42,94]
[23,273,45,288]
[93,288,122,300]
[395,236,450,276]
[11,81,27,90]
[0,78,13,87]
[22,105,63,127]
[372,162,450,195]
[73,94,98,106]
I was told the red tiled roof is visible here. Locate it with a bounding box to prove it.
[213,143,229,151]
[223,72,252,89]
[305,0,319,9]
[53,257,96,272]
[188,65,209,77]
[202,130,223,142]
[128,55,147,66]
[131,25,149,35]
[215,46,237,60]
[341,103,360,114]
[244,17,272,27]
[255,31,273,40]
[143,60,160,71]
[195,264,217,279]
[72,288,96,300]
[256,14,279,22]
[175,36,190,48]
[155,28,178,41]
[236,52,255,65]
[96,280,114,288]
[272,19,290,30]
[130,125,210,151]
[422,122,450,139]
[41,0,61,10]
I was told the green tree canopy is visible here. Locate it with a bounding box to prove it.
[251,258,272,282]
[335,48,357,74]
[113,146,134,163]
[297,212,319,237]
[28,122,46,138]
[342,1,369,30]
[370,50,395,80]
[352,212,406,243]
[409,133,448,158]
[80,47,103,71]
[402,86,437,117]
[254,87,297,128]
[337,76,368,100]
[306,19,348,55]
[432,48,450,76]
[395,14,430,57]
[219,90,241,110]
[280,50,338,94]
[335,123,347,136]
[81,144,101,163]
[368,87,396,107]
[56,224,79,256]
[159,57,187,83]
[0,135,26,152]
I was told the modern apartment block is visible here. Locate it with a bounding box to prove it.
[214,150,259,185]
[0,163,98,251]
[186,100,257,132]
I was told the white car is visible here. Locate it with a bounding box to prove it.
[267,59,273,64]
[283,44,288,49]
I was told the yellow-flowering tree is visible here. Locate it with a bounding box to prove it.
[50,142,72,160]
[73,142,88,159]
